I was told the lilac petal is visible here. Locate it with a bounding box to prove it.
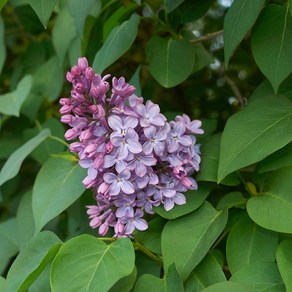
[147,101,159,117]
[133,218,148,231]
[179,135,192,146]
[128,141,142,154]
[121,180,135,194]
[124,116,138,129]
[79,159,92,168]
[141,156,157,166]
[164,198,174,211]
[115,161,127,173]
[163,188,176,198]
[174,121,186,136]
[108,115,123,131]
[143,126,156,139]
[117,144,129,160]
[151,114,165,126]
[136,162,147,177]
[168,141,179,153]
[143,141,153,155]
[125,128,139,140]
[149,173,159,185]
[111,134,123,146]
[103,155,116,168]
[136,103,146,117]
[103,172,117,184]
[153,142,165,156]
[120,169,131,180]
[137,177,149,189]
[174,193,186,205]
[109,182,121,196]
[125,221,135,235]
[88,167,97,180]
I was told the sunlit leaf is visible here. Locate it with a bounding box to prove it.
[230,262,285,291]
[93,14,140,73]
[52,5,76,64]
[27,0,57,28]
[0,15,5,75]
[147,36,195,88]
[224,0,264,65]
[0,129,50,186]
[251,4,292,92]
[162,202,228,281]
[32,157,86,233]
[276,239,292,291]
[184,253,226,292]
[218,95,292,182]
[51,236,135,291]
[4,231,62,292]
[226,217,278,274]
[247,167,292,233]
[0,75,33,117]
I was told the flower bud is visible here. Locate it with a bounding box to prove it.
[78,57,88,70]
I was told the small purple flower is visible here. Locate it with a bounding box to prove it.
[127,153,157,177]
[122,209,148,235]
[103,169,135,196]
[136,100,166,127]
[167,121,192,153]
[108,115,138,136]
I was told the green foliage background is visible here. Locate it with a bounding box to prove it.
[0,0,292,291]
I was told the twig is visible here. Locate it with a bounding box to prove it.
[191,29,224,44]
[224,74,246,108]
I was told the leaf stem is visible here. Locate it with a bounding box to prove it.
[133,239,163,265]
[48,135,70,148]
[191,29,224,44]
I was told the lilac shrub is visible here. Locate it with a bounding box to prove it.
[60,57,204,237]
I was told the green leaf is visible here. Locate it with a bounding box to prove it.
[4,231,62,292]
[16,191,35,248]
[32,157,86,233]
[147,36,195,88]
[52,5,76,65]
[164,0,184,13]
[93,14,140,73]
[176,0,212,23]
[0,15,5,75]
[247,167,292,233]
[0,0,8,10]
[251,4,292,92]
[193,43,213,72]
[0,129,50,186]
[51,236,135,292]
[32,56,64,102]
[154,184,211,219]
[28,262,51,292]
[129,65,142,97]
[217,192,246,210]
[197,134,240,186]
[134,216,165,255]
[184,253,226,292]
[0,218,19,274]
[226,217,278,274]
[68,0,96,37]
[161,202,228,281]
[230,262,285,291]
[135,264,184,292]
[0,75,33,117]
[276,239,292,291]
[23,118,65,165]
[258,143,292,173]
[224,0,264,66]
[218,95,292,182]
[27,0,57,28]
[109,267,137,292]
[202,282,248,292]
[0,276,5,291]
[103,3,138,41]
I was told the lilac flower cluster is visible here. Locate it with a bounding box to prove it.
[60,57,203,237]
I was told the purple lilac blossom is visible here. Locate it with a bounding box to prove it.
[60,57,204,237]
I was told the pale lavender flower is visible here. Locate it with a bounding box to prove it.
[60,57,204,237]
